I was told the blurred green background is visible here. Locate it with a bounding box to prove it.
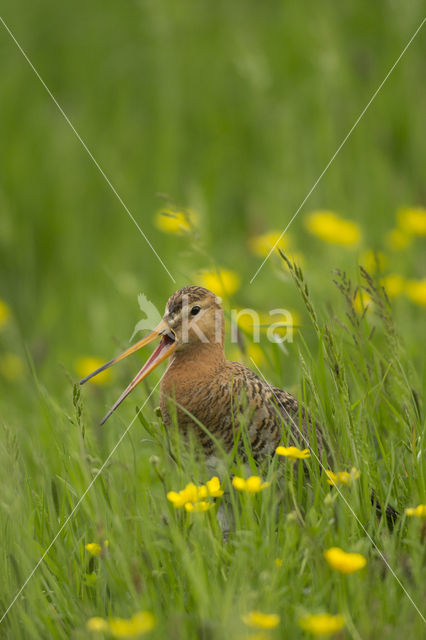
[0,1,424,420]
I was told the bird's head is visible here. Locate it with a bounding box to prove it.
[80,286,224,423]
[164,285,224,349]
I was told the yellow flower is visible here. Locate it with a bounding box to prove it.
[233,309,258,334]
[276,446,310,461]
[265,309,301,338]
[200,476,224,498]
[248,230,290,258]
[233,309,301,342]
[184,501,212,512]
[166,491,186,507]
[229,342,266,368]
[282,251,306,270]
[109,611,156,637]
[326,468,360,486]
[353,289,372,313]
[323,547,366,574]
[305,211,361,247]
[0,299,11,329]
[405,504,426,518]
[275,558,283,567]
[232,476,270,493]
[75,357,111,386]
[197,269,240,298]
[85,543,102,556]
[360,250,388,273]
[0,353,25,381]
[178,483,199,503]
[397,207,426,236]
[381,274,405,298]
[87,617,109,632]
[405,279,426,306]
[385,228,411,251]
[299,613,345,636]
[246,342,265,367]
[242,611,280,629]
[167,483,199,507]
[234,309,300,338]
[167,477,223,510]
[154,208,197,234]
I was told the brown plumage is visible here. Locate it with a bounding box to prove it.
[80,285,324,461]
[160,286,323,460]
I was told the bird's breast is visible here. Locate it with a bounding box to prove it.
[159,357,235,450]
[158,357,282,458]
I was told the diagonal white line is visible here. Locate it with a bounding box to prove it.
[250,17,426,284]
[249,357,426,624]
[0,15,176,284]
[0,379,162,624]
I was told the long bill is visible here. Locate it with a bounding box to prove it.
[79,320,177,425]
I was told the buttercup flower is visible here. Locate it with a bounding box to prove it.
[275,558,283,567]
[185,501,213,513]
[0,353,25,381]
[397,207,426,236]
[167,477,223,511]
[246,342,265,366]
[234,309,300,338]
[167,483,199,508]
[85,543,102,556]
[266,310,301,338]
[282,251,306,270]
[299,613,345,636]
[326,468,360,486]
[381,274,405,298]
[232,476,270,493]
[0,299,11,330]
[154,208,196,234]
[233,309,260,334]
[385,228,411,251]
[305,211,361,247]
[405,504,426,518]
[76,357,111,385]
[353,289,372,313]
[199,476,225,498]
[86,617,109,632]
[405,279,426,306]
[109,611,156,637]
[360,250,388,273]
[197,269,240,298]
[229,343,266,368]
[276,446,310,461]
[324,547,366,574]
[242,611,280,629]
[248,230,290,258]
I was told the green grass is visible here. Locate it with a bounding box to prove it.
[0,1,425,638]
[1,262,425,639]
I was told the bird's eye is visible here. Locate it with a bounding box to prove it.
[190,305,201,316]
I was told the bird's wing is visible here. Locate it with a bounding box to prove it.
[225,361,325,459]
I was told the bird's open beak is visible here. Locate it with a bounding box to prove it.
[80,319,177,424]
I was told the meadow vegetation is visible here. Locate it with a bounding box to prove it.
[0,2,425,638]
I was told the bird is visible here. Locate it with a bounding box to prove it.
[80,285,324,462]
[80,285,398,525]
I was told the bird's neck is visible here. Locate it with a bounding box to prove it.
[165,342,225,380]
